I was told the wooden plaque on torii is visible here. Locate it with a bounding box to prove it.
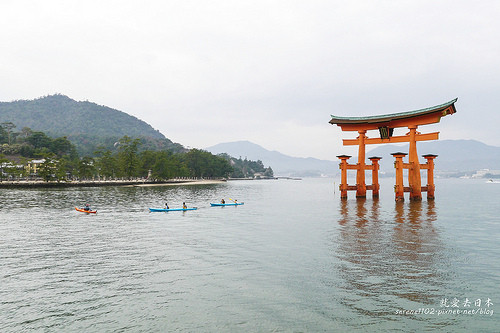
[329,99,457,201]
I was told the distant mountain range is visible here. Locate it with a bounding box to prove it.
[205,141,337,177]
[0,94,183,155]
[206,140,500,177]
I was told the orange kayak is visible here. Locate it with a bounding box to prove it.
[75,207,97,214]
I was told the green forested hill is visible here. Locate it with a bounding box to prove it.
[0,94,183,155]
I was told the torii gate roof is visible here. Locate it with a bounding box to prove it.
[329,98,457,131]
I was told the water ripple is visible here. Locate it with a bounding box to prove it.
[1,179,499,331]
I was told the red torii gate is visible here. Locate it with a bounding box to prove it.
[329,99,457,201]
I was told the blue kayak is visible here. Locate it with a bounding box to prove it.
[149,207,197,212]
[210,202,244,207]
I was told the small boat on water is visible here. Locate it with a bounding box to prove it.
[210,202,244,207]
[149,207,198,212]
[75,207,97,214]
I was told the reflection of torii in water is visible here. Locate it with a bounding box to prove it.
[330,99,458,201]
[335,199,444,319]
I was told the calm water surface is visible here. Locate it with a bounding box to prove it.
[1,178,499,332]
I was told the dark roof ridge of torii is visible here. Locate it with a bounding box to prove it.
[329,98,458,125]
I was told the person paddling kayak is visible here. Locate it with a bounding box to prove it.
[83,203,91,211]
[221,199,225,204]
[183,202,187,209]
[165,202,169,209]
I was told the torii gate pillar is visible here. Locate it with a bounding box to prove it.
[356,130,367,198]
[408,126,422,200]
[391,152,407,201]
[423,154,438,200]
[368,156,381,198]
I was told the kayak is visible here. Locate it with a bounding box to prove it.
[149,207,198,212]
[75,207,97,214]
[210,202,244,206]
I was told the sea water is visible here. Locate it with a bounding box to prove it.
[0,178,499,332]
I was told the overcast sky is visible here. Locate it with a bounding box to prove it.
[1,0,499,160]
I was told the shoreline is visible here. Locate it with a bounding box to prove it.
[0,179,227,189]
[130,179,227,187]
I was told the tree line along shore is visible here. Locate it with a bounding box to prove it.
[0,178,229,188]
[1,123,274,183]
